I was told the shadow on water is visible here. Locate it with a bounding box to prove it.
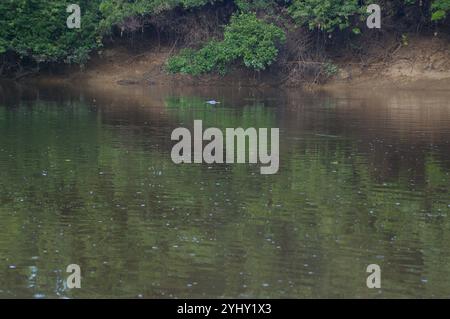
[0,80,449,298]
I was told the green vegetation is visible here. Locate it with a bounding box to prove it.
[0,0,102,64]
[323,62,339,77]
[0,0,219,64]
[0,0,448,74]
[288,0,361,32]
[166,41,231,75]
[432,0,450,21]
[166,13,286,75]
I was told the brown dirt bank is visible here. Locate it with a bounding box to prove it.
[29,34,450,91]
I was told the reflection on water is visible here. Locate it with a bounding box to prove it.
[0,81,449,298]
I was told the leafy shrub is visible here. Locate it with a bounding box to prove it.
[288,0,361,32]
[0,0,102,64]
[167,12,285,75]
[224,12,286,70]
[431,0,450,21]
[166,40,233,75]
[323,62,338,77]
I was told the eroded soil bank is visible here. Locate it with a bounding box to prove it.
[23,32,450,91]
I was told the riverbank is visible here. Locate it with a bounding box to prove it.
[26,33,450,91]
[3,0,450,91]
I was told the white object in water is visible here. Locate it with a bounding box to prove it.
[206,100,220,105]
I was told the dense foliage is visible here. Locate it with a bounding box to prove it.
[0,0,448,73]
[0,0,102,64]
[0,0,217,64]
[288,0,362,32]
[166,13,286,75]
[431,0,450,21]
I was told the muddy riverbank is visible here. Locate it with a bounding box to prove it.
[21,33,450,91]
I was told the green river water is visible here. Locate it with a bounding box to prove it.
[0,81,449,298]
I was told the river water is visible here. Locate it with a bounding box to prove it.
[0,81,449,298]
